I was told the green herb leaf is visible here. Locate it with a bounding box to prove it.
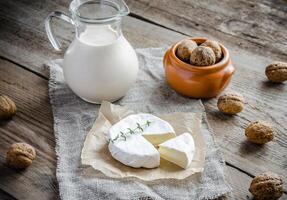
[146,120,151,126]
[136,123,143,131]
[120,132,126,141]
[108,120,153,143]
[128,128,134,134]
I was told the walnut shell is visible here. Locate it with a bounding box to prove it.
[0,95,17,119]
[200,40,222,62]
[176,39,198,62]
[249,171,283,200]
[6,143,36,169]
[217,92,244,114]
[190,46,216,66]
[245,121,274,144]
[265,62,287,83]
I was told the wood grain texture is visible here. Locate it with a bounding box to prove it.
[225,167,253,200]
[203,51,287,188]
[0,0,286,199]
[126,0,287,60]
[0,58,59,200]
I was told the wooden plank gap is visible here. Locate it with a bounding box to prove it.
[0,55,48,81]
[226,161,254,178]
[129,12,189,37]
[0,188,17,200]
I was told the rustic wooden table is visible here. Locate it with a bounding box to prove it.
[0,0,286,199]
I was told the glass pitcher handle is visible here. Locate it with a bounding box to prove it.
[45,11,74,51]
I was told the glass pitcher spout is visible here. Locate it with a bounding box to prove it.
[70,0,130,23]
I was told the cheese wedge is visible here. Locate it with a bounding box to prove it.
[108,113,175,168]
[140,114,176,146]
[159,132,195,169]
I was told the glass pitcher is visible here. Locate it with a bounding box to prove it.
[45,0,139,104]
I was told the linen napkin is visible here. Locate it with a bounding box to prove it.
[48,48,232,199]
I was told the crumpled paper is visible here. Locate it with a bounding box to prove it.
[81,101,205,181]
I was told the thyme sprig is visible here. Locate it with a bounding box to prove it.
[108,120,152,143]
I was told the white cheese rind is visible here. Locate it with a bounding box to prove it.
[108,134,160,168]
[159,132,195,169]
[108,113,175,168]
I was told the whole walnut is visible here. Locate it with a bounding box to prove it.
[190,46,216,66]
[6,143,36,169]
[249,171,283,200]
[217,92,245,114]
[265,62,287,83]
[245,121,274,144]
[0,95,17,119]
[176,39,198,62]
[200,40,222,62]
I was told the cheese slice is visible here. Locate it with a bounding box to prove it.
[159,132,195,169]
[139,114,176,146]
[108,113,175,168]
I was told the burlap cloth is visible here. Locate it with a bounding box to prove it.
[48,48,232,199]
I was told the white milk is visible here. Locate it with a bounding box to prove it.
[63,25,139,103]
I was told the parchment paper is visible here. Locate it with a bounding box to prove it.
[81,101,205,181]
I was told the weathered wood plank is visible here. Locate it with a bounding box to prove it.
[203,50,287,188]
[0,58,59,200]
[0,0,286,199]
[225,167,252,200]
[126,0,287,60]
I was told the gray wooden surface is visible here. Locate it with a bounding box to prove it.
[0,0,286,199]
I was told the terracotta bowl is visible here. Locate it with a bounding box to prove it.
[163,38,235,98]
